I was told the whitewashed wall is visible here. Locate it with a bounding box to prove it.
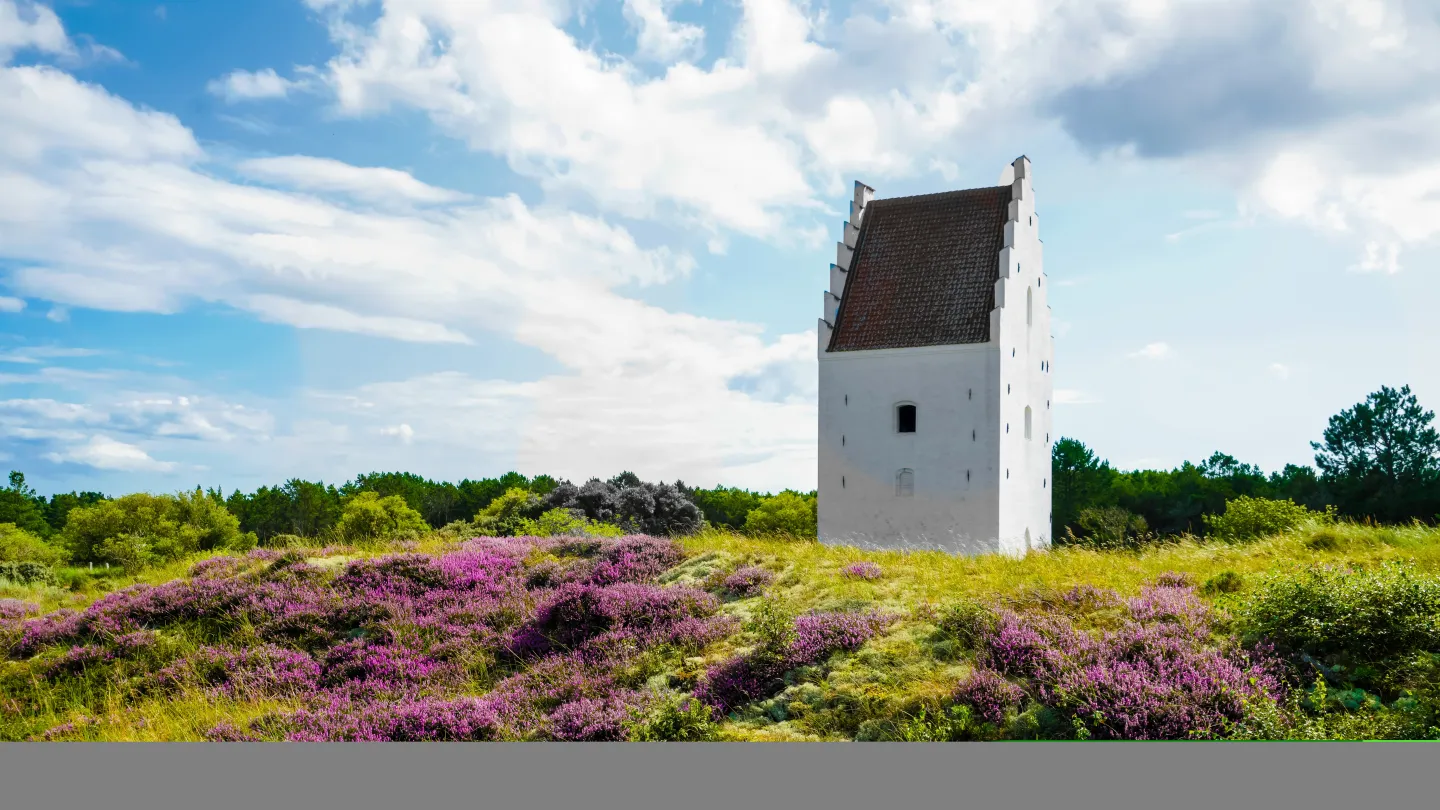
[817,157,1053,557]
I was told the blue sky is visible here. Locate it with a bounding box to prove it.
[3,0,1440,498]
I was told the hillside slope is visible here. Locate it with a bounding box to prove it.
[3,523,1439,741]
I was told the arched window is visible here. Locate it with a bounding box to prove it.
[1026,286,1033,327]
[1024,406,1033,440]
[896,403,916,433]
[896,468,914,497]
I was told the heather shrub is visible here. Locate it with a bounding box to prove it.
[0,523,66,566]
[841,561,881,581]
[721,565,773,597]
[953,668,1025,726]
[1204,496,1325,542]
[335,492,429,544]
[1231,561,1440,667]
[63,491,242,565]
[742,492,817,540]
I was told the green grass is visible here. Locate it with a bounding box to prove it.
[5,520,1440,741]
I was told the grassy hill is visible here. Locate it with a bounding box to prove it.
[3,522,1440,741]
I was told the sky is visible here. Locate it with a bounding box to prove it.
[2,0,1440,498]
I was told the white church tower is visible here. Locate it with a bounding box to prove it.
[817,156,1053,556]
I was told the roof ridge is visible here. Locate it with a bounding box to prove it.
[871,185,1008,206]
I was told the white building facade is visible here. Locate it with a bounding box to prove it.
[817,156,1053,556]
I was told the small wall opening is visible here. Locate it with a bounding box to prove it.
[896,403,917,433]
[1024,406,1033,440]
[1026,286,1033,327]
[896,468,914,497]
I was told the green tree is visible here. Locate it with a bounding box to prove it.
[472,487,545,537]
[335,491,430,543]
[1312,385,1440,522]
[742,491,817,539]
[0,471,52,538]
[688,485,766,530]
[1050,439,1116,539]
[0,522,67,566]
[63,490,244,566]
[43,490,107,535]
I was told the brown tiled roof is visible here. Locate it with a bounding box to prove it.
[827,184,1012,351]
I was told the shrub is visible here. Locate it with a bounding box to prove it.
[935,599,998,649]
[953,668,1025,726]
[544,479,703,537]
[513,508,624,539]
[841,561,882,581]
[63,491,241,565]
[721,565,773,597]
[473,488,545,537]
[1201,570,1244,596]
[1204,496,1324,542]
[1231,561,1440,666]
[742,492,817,540]
[0,560,56,586]
[0,523,67,566]
[623,690,718,741]
[1062,507,1150,549]
[335,491,429,543]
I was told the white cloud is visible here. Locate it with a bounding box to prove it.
[45,306,67,322]
[207,67,302,103]
[44,434,177,472]
[237,155,470,204]
[622,0,704,62]
[0,295,23,312]
[1053,389,1100,405]
[0,345,101,364]
[1129,342,1173,360]
[1269,362,1291,380]
[0,0,69,63]
[378,423,414,443]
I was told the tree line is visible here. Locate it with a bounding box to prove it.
[1054,384,1440,542]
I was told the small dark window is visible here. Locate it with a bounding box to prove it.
[842,476,846,488]
[842,435,845,446]
[1012,348,1016,357]
[968,388,972,400]
[972,429,976,441]
[1006,423,1009,433]
[897,404,916,433]
[1007,384,1011,394]
[1043,478,1047,488]
[1029,215,1033,226]
[844,394,848,406]
[966,470,970,481]
[1006,469,1010,479]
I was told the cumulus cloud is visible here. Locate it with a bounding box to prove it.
[206,67,305,102]
[0,296,24,312]
[44,434,177,472]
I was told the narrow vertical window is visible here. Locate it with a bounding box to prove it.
[896,404,916,433]
[972,429,976,441]
[1026,286,1033,327]
[842,435,845,446]
[896,468,914,497]
[1024,406,1033,440]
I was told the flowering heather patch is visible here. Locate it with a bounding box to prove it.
[954,668,1025,725]
[278,695,503,742]
[548,693,645,741]
[510,581,720,657]
[722,566,774,597]
[156,644,321,699]
[0,599,39,621]
[695,610,895,716]
[970,583,1286,740]
[841,562,882,581]
[205,721,260,742]
[189,556,248,579]
[563,535,686,586]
